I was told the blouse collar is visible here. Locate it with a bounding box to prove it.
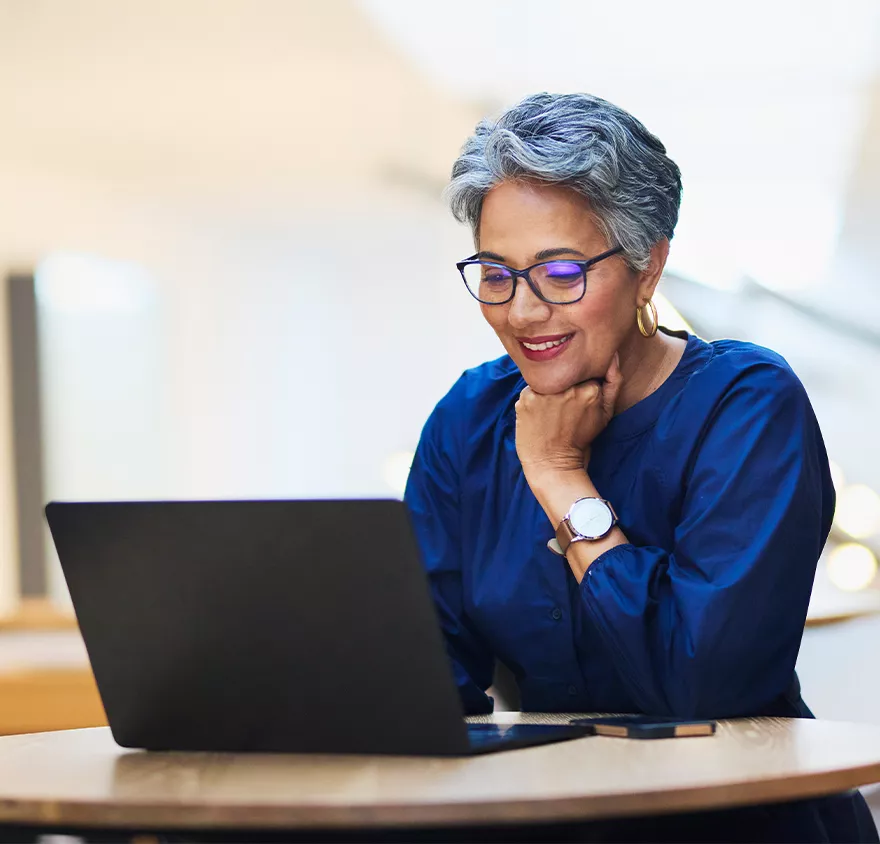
[597,328,714,443]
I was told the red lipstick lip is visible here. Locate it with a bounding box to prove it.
[516,333,571,343]
[517,333,573,362]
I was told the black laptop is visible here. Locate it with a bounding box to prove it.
[45,499,588,756]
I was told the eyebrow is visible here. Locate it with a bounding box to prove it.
[471,247,587,263]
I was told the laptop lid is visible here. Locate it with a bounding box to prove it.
[45,499,473,755]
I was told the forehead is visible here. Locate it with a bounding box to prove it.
[478,180,604,255]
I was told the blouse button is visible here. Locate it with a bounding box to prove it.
[567,685,578,696]
[551,607,563,621]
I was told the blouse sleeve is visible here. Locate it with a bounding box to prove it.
[582,361,834,719]
[404,400,495,715]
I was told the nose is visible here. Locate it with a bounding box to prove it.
[507,276,552,330]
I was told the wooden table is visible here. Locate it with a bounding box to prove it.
[0,715,878,838]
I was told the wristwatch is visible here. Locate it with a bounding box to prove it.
[548,497,618,557]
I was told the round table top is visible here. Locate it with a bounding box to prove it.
[1,714,880,831]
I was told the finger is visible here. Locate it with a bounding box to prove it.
[601,352,623,418]
[601,351,619,385]
[573,380,601,404]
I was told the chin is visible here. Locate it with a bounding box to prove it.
[520,365,582,396]
[507,338,593,395]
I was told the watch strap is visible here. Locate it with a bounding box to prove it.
[555,518,580,557]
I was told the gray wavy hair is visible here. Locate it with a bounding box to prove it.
[445,92,682,271]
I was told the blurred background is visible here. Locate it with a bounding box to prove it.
[1,0,879,759]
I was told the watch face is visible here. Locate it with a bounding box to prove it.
[568,498,614,540]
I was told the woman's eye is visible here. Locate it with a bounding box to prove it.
[483,270,512,283]
[544,261,582,281]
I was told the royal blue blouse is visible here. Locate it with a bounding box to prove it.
[404,330,880,841]
[405,331,832,721]
[404,331,880,841]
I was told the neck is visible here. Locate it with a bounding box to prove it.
[614,328,685,414]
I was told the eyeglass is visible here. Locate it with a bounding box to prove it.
[456,246,623,305]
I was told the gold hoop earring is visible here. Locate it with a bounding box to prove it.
[636,300,659,338]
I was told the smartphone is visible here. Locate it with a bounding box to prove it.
[569,715,717,739]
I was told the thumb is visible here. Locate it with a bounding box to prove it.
[601,352,623,419]
[572,379,601,405]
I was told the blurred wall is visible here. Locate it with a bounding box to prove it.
[0,0,499,602]
[0,278,19,614]
[1,160,513,604]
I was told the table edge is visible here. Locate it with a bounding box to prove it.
[1,760,878,830]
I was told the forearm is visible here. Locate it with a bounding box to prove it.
[527,467,629,582]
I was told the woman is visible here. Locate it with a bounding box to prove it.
[404,93,878,842]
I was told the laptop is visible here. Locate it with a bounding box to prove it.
[45,499,589,756]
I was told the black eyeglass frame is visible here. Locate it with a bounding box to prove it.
[456,245,624,305]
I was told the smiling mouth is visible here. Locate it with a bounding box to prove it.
[520,334,573,351]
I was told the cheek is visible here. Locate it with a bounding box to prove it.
[480,303,508,335]
[570,291,619,335]
[577,282,633,333]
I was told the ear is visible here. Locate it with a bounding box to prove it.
[635,239,670,306]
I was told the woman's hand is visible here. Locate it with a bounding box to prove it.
[515,352,622,482]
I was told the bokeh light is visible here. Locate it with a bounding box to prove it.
[833,484,880,539]
[828,460,846,494]
[827,543,879,592]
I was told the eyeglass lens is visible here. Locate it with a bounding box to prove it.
[461,261,585,304]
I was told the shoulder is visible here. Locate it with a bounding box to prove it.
[662,338,826,484]
[656,336,816,450]
[434,354,523,420]
[688,337,808,407]
[676,338,830,521]
[420,354,523,448]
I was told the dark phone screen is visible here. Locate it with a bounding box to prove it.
[579,715,716,727]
